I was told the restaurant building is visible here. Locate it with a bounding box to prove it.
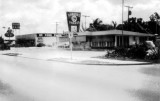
[58,30,155,49]
[16,30,155,49]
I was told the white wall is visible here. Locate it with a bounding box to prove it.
[36,37,57,46]
[72,36,86,42]
[136,37,139,44]
[129,36,135,45]
[129,36,140,45]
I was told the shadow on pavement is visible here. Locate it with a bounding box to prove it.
[0,80,13,96]
[128,89,160,101]
[139,65,160,77]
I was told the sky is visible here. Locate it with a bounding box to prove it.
[0,0,160,35]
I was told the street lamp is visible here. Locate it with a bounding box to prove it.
[82,15,90,30]
[125,6,133,24]
[122,0,124,47]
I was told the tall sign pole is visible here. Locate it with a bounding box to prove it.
[5,27,14,42]
[66,12,81,59]
[122,0,124,47]
[12,22,20,44]
[12,22,20,49]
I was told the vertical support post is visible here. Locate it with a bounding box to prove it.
[70,38,72,59]
[69,32,73,59]
[115,36,117,47]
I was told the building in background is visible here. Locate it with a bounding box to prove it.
[16,33,61,47]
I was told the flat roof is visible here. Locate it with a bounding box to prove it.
[16,33,61,36]
[78,30,154,37]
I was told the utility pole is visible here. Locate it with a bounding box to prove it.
[54,22,60,47]
[82,15,90,30]
[125,6,133,23]
[55,22,60,34]
[122,0,124,47]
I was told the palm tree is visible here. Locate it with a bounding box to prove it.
[86,18,114,31]
[92,18,103,30]
[112,21,117,29]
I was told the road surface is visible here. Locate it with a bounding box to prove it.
[0,54,160,101]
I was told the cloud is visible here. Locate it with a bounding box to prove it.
[130,0,160,21]
[0,0,160,35]
[108,0,153,6]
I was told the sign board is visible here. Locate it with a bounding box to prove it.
[66,12,81,33]
[12,23,20,29]
[5,33,14,37]
[73,32,78,36]
[66,12,81,60]
[5,28,14,37]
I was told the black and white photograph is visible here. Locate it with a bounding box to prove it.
[0,0,160,101]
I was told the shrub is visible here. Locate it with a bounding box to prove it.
[145,48,159,60]
[105,41,159,60]
[127,44,147,59]
[114,47,128,57]
[105,44,148,59]
[0,37,4,44]
[0,43,10,50]
[105,47,128,59]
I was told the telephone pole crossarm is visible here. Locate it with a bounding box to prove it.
[82,15,90,30]
[125,6,133,23]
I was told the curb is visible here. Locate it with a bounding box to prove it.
[1,53,153,66]
[48,58,153,66]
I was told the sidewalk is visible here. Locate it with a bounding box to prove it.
[0,47,152,65]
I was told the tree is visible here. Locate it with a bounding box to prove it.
[86,18,114,31]
[116,13,160,35]
[112,21,117,29]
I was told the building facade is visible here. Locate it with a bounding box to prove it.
[16,33,59,47]
[16,30,155,49]
[58,30,154,49]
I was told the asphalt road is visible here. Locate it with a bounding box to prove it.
[0,55,160,101]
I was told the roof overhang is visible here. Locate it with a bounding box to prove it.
[77,30,155,37]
